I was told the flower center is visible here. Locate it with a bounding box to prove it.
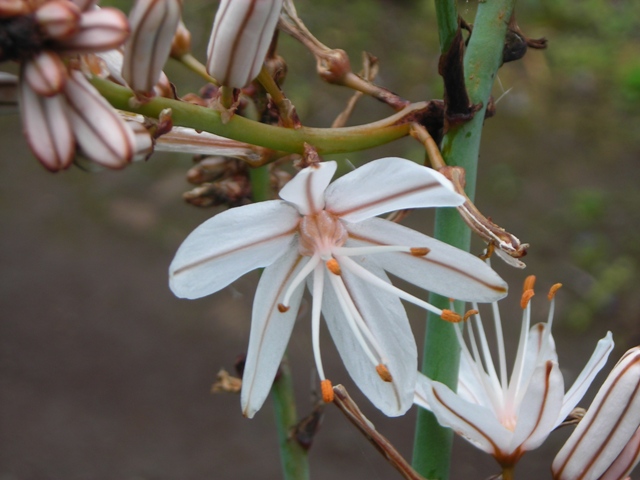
[298,210,347,259]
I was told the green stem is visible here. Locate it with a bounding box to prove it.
[176,53,219,85]
[271,356,310,480]
[434,0,459,54]
[249,164,272,202]
[412,0,515,478]
[91,77,421,157]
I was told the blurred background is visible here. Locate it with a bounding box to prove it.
[1,0,639,479]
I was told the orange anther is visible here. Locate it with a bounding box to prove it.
[410,247,430,256]
[521,289,535,309]
[277,303,290,313]
[376,364,393,382]
[441,309,462,323]
[326,258,341,275]
[463,309,479,322]
[523,275,536,293]
[320,379,334,403]
[548,283,563,300]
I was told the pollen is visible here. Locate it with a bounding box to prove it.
[441,309,462,323]
[520,289,535,309]
[376,364,393,382]
[277,303,290,313]
[326,258,341,275]
[548,283,563,300]
[523,275,536,293]
[410,247,430,256]
[320,379,334,403]
[463,309,479,322]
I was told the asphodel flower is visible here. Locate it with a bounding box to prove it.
[414,276,614,467]
[169,158,507,418]
[552,346,640,480]
[206,0,284,88]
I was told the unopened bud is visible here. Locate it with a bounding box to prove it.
[123,0,182,93]
[170,19,191,58]
[552,346,640,480]
[34,0,81,41]
[0,0,30,17]
[206,0,284,88]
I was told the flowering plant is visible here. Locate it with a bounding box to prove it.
[1,1,636,480]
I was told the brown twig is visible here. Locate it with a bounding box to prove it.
[332,385,429,480]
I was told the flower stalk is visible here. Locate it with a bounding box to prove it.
[90,77,430,157]
[413,0,517,478]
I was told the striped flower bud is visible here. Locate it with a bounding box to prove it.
[34,0,81,41]
[122,0,182,93]
[552,347,640,480]
[206,0,283,88]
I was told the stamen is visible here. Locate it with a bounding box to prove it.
[332,245,417,257]
[326,258,341,275]
[463,309,479,322]
[523,275,536,292]
[376,364,393,382]
[320,379,334,403]
[277,304,290,312]
[327,272,384,367]
[281,254,320,308]
[548,283,563,300]
[410,247,430,256]
[336,255,444,316]
[520,289,535,309]
[441,309,462,323]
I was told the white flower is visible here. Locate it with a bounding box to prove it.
[414,276,614,467]
[169,158,507,418]
[553,346,640,480]
[206,0,283,88]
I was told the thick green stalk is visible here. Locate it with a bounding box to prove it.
[91,78,422,156]
[412,0,515,478]
[271,357,310,480]
[434,0,459,54]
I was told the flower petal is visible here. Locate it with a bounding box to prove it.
[345,217,507,302]
[63,70,135,168]
[420,375,513,455]
[511,360,564,454]
[279,161,337,215]
[19,80,74,171]
[558,331,614,426]
[319,257,417,416]
[241,249,308,418]
[169,200,300,299]
[324,157,463,223]
[553,347,640,480]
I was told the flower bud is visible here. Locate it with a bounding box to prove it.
[34,0,81,41]
[122,0,182,93]
[56,8,129,53]
[206,0,283,88]
[552,347,640,480]
[170,19,191,58]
